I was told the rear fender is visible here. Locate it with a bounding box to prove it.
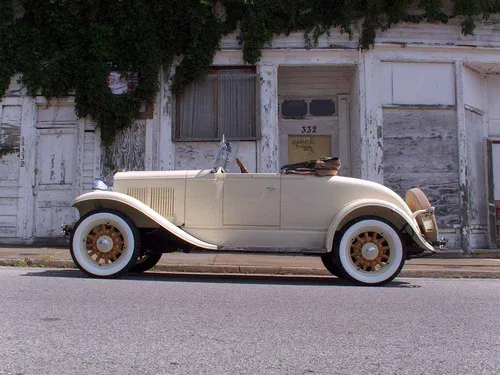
[73,191,217,250]
[325,199,435,253]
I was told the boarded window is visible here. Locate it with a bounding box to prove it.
[310,99,335,116]
[280,98,337,118]
[281,100,307,118]
[175,68,258,141]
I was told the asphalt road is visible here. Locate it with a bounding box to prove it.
[1,268,500,375]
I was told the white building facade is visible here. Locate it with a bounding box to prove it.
[2,19,500,251]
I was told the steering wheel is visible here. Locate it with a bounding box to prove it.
[235,158,248,173]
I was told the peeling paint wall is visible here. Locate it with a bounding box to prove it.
[175,141,257,172]
[383,108,460,229]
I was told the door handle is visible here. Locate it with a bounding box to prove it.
[266,186,277,191]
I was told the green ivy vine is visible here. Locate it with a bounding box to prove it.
[0,0,498,144]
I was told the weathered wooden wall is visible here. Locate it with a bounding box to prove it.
[383,108,460,229]
[102,120,146,186]
[175,141,257,173]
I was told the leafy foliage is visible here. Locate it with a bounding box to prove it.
[0,0,498,143]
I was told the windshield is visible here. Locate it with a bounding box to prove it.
[212,135,238,173]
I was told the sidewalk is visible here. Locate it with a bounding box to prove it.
[1,246,500,279]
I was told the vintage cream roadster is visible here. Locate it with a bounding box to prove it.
[67,138,443,286]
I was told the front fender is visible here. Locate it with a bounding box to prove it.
[73,191,218,250]
[325,199,435,253]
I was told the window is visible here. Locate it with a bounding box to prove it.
[280,98,337,118]
[175,67,258,141]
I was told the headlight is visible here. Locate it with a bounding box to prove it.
[92,178,108,191]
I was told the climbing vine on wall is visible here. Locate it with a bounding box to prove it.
[0,0,498,144]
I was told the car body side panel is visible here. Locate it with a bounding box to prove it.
[185,171,223,228]
[325,198,435,253]
[280,174,414,230]
[73,191,218,250]
[223,173,280,226]
[183,228,326,249]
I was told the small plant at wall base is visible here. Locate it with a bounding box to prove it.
[0,0,498,145]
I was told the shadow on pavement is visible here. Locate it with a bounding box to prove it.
[20,268,421,288]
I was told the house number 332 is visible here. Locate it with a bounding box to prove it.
[301,126,317,134]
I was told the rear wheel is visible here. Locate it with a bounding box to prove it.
[130,252,163,273]
[333,217,406,286]
[70,209,140,278]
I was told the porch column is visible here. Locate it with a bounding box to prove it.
[455,61,471,252]
[362,51,384,183]
[257,64,279,173]
[154,65,176,171]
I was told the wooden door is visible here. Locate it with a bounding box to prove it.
[33,126,78,237]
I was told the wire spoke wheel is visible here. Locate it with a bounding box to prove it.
[334,217,406,286]
[70,209,140,278]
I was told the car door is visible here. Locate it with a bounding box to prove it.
[223,173,280,226]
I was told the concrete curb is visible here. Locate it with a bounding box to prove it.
[1,258,499,279]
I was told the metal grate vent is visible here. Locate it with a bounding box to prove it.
[126,187,175,221]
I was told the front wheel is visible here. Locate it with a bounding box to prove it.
[320,255,343,278]
[333,217,406,286]
[70,209,141,278]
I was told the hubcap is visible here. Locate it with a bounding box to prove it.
[84,224,125,265]
[96,236,113,253]
[361,243,379,260]
[350,231,391,272]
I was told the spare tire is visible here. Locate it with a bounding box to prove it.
[405,188,439,243]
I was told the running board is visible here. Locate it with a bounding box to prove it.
[216,246,327,255]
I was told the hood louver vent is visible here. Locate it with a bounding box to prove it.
[126,187,175,221]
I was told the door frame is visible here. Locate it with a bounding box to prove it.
[278,95,350,176]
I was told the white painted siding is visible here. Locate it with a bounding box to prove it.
[463,67,485,111]
[381,62,455,105]
[220,15,500,50]
[278,66,352,98]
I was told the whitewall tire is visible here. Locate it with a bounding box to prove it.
[70,209,141,278]
[334,217,406,286]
